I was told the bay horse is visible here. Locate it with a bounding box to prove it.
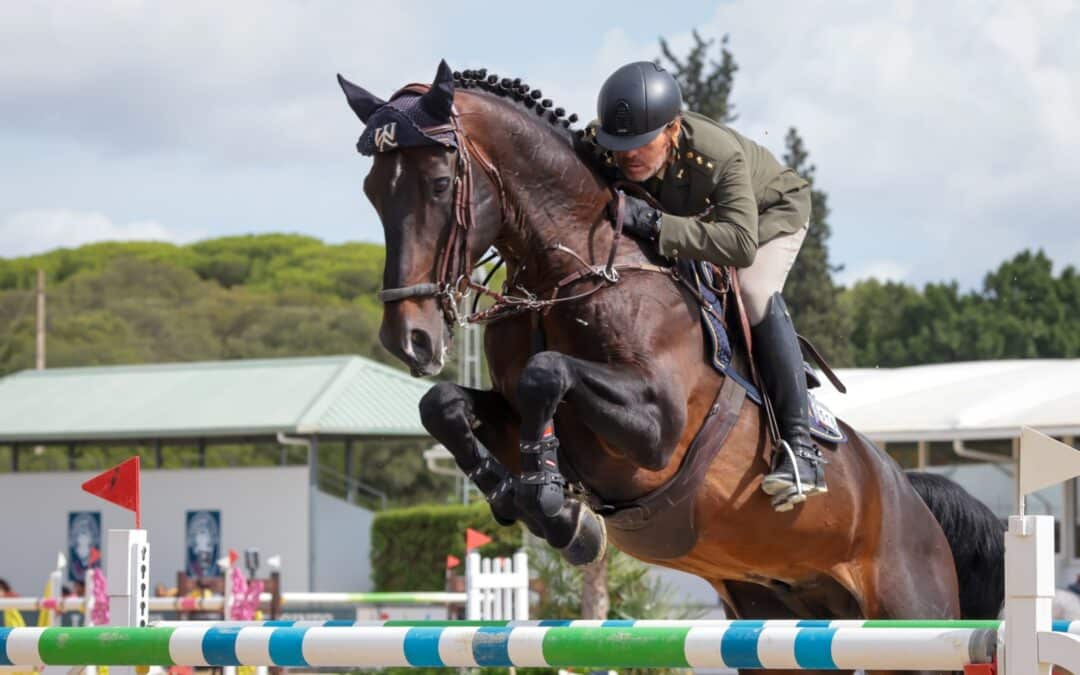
[337,61,1004,640]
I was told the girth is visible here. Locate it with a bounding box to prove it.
[585,373,747,560]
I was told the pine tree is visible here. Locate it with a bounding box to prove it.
[782,128,853,364]
[659,30,738,123]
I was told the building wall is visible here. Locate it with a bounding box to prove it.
[313,490,375,592]
[0,466,313,596]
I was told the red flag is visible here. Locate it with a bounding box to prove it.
[89,548,101,566]
[82,456,141,528]
[228,549,239,567]
[446,555,461,569]
[465,528,492,552]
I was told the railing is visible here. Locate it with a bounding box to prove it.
[316,464,387,510]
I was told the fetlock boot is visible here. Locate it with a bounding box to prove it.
[751,293,827,511]
[518,434,606,566]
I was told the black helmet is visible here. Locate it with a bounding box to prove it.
[596,61,683,152]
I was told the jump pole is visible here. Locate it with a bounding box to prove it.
[0,624,996,670]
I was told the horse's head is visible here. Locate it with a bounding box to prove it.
[338,61,500,377]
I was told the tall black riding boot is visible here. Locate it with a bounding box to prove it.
[751,293,827,511]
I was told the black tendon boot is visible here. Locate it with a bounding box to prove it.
[519,432,606,565]
[751,293,828,511]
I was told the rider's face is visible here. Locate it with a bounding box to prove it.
[613,120,680,182]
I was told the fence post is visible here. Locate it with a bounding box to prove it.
[1003,515,1054,675]
[107,529,149,675]
[512,551,529,620]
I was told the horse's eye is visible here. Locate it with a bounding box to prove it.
[433,177,451,194]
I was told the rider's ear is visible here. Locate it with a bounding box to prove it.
[337,74,386,124]
[419,60,455,121]
[667,117,682,140]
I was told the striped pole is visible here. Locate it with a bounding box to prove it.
[0,625,996,669]
[147,618,1080,634]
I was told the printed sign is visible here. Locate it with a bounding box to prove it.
[185,510,222,578]
[67,511,101,585]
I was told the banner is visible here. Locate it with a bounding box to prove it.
[185,510,222,578]
[67,511,101,585]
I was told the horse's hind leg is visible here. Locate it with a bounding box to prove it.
[419,382,528,527]
[717,580,855,675]
[513,350,685,565]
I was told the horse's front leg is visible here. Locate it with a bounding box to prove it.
[515,350,686,565]
[419,382,527,527]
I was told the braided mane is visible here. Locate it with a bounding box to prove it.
[452,68,587,147]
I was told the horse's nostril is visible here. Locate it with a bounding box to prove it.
[410,329,433,362]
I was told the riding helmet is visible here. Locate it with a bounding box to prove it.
[595,61,683,151]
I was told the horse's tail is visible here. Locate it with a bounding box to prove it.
[907,471,1006,619]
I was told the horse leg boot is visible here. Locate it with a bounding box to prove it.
[419,382,523,526]
[752,293,827,511]
[515,356,608,566]
[519,430,605,565]
[514,350,689,565]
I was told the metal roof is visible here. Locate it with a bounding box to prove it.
[813,359,1080,442]
[0,356,433,443]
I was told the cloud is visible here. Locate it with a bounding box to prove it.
[1,1,1078,289]
[0,1,435,165]
[837,259,911,286]
[0,209,198,257]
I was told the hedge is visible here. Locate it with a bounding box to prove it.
[371,501,523,591]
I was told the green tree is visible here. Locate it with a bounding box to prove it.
[659,30,738,123]
[841,249,1080,367]
[782,127,853,364]
[0,238,456,505]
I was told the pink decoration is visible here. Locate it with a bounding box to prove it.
[228,567,264,621]
[90,569,109,626]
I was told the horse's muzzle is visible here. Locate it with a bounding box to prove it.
[380,312,446,378]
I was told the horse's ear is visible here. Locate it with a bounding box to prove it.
[419,60,455,121]
[337,73,386,124]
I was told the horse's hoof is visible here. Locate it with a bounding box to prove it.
[558,506,607,566]
[488,493,519,526]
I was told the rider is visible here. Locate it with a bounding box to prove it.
[586,61,823,511]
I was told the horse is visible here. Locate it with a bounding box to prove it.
[337,60,1004,647]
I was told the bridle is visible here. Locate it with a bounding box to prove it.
[372,84,506,332]
[372,86,677,332]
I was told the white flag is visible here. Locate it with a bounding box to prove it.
[1019,426,1080,496]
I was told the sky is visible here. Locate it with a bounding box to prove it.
[1,0,1078,288]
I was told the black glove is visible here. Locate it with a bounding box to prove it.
[619,192,662,242]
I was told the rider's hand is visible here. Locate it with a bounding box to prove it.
[619,192,662,242]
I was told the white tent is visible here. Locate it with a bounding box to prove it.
[814,359,1080,442]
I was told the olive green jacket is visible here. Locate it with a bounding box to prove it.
[586,111,811,267]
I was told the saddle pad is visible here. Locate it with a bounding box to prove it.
[690,261,846,445]
[808,393,846,443]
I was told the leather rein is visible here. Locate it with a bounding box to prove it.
[373,85,686,330]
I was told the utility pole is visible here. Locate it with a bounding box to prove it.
[35,269,45,370]
[34,269,46,460]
